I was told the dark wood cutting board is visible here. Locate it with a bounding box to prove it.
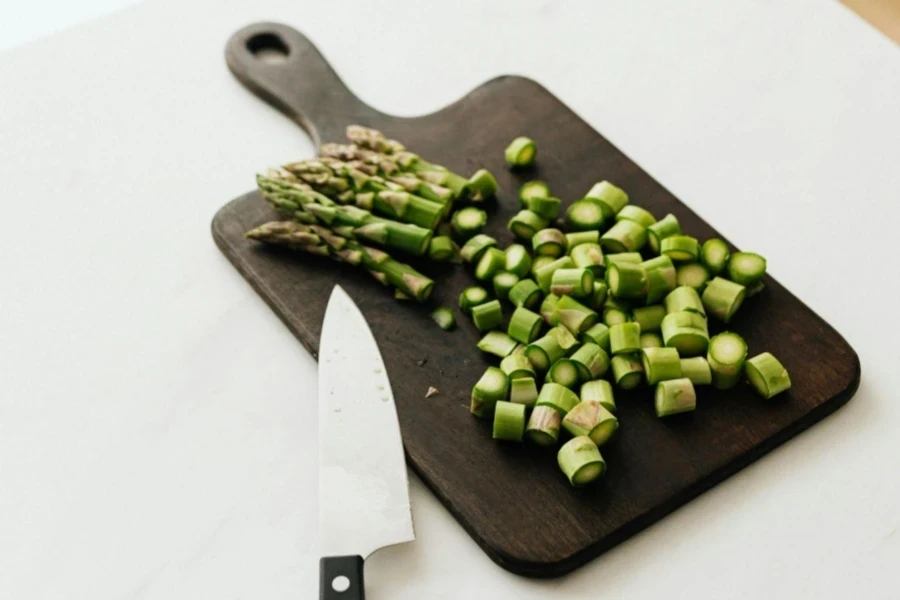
[213,23,861,578]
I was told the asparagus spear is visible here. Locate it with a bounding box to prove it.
[245,221,435,301]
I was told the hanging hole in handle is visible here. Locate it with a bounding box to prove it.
[246,32,290,64]
[331,575,350,592]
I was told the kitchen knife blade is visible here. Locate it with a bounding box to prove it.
[318,285,414,600]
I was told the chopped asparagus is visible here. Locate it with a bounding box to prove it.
[606,262,648,299]
[641,347,682,384]
[492,401,526,441]
[460,234,498,264]
[701,277,746,323]
[616,205,657,228]
[525,328,567,371]
[707,332,748,390]
[676,262,711,293]
[563,402,619,446]
[508,209,549,240]
[700,238,730,275]
[525,405,562,446]
[452,206,487,238]
[661,311,709,357]
[500,354,536,380]
[525,196,562,220]
[470,366,508,417]
[475,247,507,281]
[745,352,791,399]
[727,252,767,286]
[584,181,628,220]
[532,228,567,257]
[471,299,503,331]
[600,219,648,253]
[611,353,644,389]
[509,377,539,407]
[504,244,533,278]
[551,268,595,298]
[664,286,706,317]
[610,322,642,355]
[571,243,606,276]
[535,382,581,415]
[581,323,611,352]
[459,286,490,314]
[565,230,600,250]
[558,436,606,486]
[508,307,544,344]
[632,304,667,332]
[428,235,455,261]
[493,271,520,301]
[660,235,700,262]
[680,356,712,385]
[535,256,575,293]
[655,378,697,417]
[554,295,599,334]
[519,180,551,206]
[508,278,543,309]
[431,307,456,330]
[581,379,616,413]
[466,168,498,202]
[647,213,681,254]
[477,331,519,358]
[505,136,537,168]
[539,293,560,325]
[565,200,605,231]
[640,332,664,348]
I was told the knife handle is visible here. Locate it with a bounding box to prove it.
[320,555,365,600]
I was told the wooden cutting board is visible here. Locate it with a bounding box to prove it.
[212,22,861,578]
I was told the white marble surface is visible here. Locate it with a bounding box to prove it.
[1,1,899,598]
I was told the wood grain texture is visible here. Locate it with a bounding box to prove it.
[214,23,861,577]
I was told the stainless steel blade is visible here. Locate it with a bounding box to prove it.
[318,285,414,558]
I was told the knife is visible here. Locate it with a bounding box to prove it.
[318,285,415,600]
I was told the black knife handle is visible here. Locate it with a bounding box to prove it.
[320,555,364,600]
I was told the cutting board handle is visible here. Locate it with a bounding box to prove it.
[225,22,376,147]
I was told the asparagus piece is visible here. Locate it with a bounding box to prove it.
[680,356,712,385]
[525,328,567,371]
[584,181,628,220]
[745,352,791,399]
[532,228,567,257]
[558,437,606,486]
[531,255,556,278]
[394,290,411,301]
[472,299,503,331]
[563,402,619,446]
[431,307,456,330]
[508,307,544,344]
[460,234,498,264]
[581,323,611,352]
[632,304,667,332]
[676,263,711,293]
[727,252,767,286]
[565,231,601,250]
[616,205,657,228]
[603,307,631,327]
[606,252,643,267]
[581,380,616,413]
[493,271,520,302]
[467,169,499,202]
[554,324,580,353]
[508,209,549,240]
[548,357,581,389]
[600,219,647,253]
[700,238,730,275]
[525,196,562,220]
[661,311,709,357]
[471,366,509,417]
[571,243,605,276]
[590,281,609,311]
[647,213,682,254]
[640,332,664,348]
[606,262,648,299]
[660,235,700,262]
[707,332,748,389]
[536,382,581,415]
[535,256,575,293]
[509,377,539,408]
[655,378,697,417]
[610,322,642,355]
[570,342,610,380]
[611,353,644,389]
[459,286,490,314]
[477,331,519,358]
[554,296,599,334]
[701,277,746,323]
[539,293,560,325]
[493,401,527,441]
[642,255,677,304]
[519,180,551,206]
[664,286,706,317]
[428,236,455,261]
[475,247,507,281]
[504,244,533,278]
[551,268,595,297]
[505,136,537,168]
[526,405,563,446]
[500,354,536,380]
[452,206,487,238]
[245,221,434,301]
[509,279,543,309]
[641,347,682,384]
[565,200,605,231]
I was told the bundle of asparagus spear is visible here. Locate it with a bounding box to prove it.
[460,136,790,487]
[245,125,498,303]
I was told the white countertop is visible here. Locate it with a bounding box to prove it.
[1,1,898,598]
